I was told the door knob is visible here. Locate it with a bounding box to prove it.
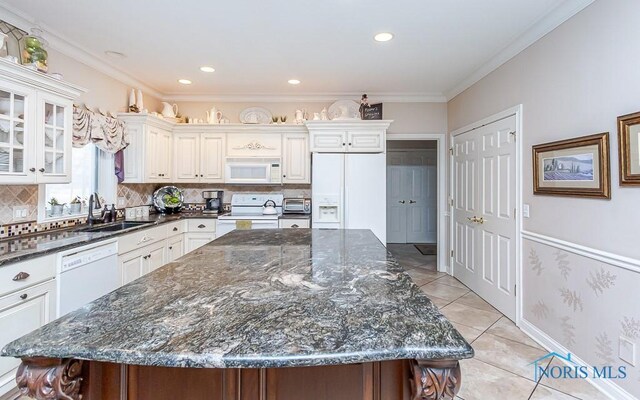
[409,200,416,204]
[399,200,406,204]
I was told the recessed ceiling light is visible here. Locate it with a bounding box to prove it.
[374,32,394,42]
[288,79,301,85]
[178,79,192,85]
[200,66,215,73]
[105,50,126,59]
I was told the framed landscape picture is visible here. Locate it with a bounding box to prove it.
[617,111,640,185]
[532,132,610,199]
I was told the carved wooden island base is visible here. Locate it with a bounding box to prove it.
[17,357,461,400]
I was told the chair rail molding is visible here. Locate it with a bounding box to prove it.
[522,230,640,274]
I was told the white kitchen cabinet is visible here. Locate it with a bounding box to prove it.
[119,240,167,285]
[167,235,184,262]
[185,218,216,252]
[0,280,56,397]
[185,233,216,252]
[0,59,84,184]
[282,133,310,183]
[119,248,146,285]
[119,114,173,183]
[305,121,392,153]
[226,133,281,158]
[173,132,225,183]
[200,133,225,181]
[279,218,310,229]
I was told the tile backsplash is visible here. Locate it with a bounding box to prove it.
[0,183,311,238]
[0,185,38,226]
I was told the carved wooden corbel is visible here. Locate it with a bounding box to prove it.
[410,359,461,400]
[16,357,84,400]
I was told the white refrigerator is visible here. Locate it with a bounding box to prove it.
[312,153,386,244]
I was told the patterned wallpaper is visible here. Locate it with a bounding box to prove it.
[523,239,639,397]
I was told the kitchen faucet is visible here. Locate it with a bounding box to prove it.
[87,193,106,226]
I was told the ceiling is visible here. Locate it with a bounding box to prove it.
[1,0,592,101]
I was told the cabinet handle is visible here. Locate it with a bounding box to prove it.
[138,236,154,244]
[342,143,346,146]
[29,167,36,172]
[283,174,287,178]
[169,246,173,250]
[399,200,405,204]
[195,174,198,177]
[200,174,203,177]
[20,294,28,300]
[409,200,416,204]
[13,271,30,281]
[348,143,352,146]
[291,224,299,228]
[38,168,45,172]
[173,227,178,232]
[198,224,206,229]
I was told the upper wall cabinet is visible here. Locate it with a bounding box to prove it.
[282,133,310,183]
[172,129,225,183]
[119,114,173,183]
[305,120,392,153]
[0,59,85,184]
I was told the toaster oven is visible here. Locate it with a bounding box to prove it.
[283,198,311,214]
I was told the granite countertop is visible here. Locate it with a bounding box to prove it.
[2,229,473,369]
[0,212,218,267]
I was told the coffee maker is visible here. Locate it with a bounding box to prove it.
[202,190,224,214]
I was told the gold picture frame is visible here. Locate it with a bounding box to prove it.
[617,111,640,186]
[532,132,610,199]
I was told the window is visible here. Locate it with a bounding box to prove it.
[38,144,117,222]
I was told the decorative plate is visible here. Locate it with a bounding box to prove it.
[153,186,184,214]
[328,100,361,120]
[240,107,273,124]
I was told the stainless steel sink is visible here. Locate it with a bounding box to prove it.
[76,221,154,233]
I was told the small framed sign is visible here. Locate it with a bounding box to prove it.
[362,103,383,120]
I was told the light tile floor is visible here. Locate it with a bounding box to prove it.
[387,244,609,400]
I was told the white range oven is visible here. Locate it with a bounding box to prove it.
[216,193,283,237]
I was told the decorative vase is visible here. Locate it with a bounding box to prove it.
[69,203,82,214]
[51,204,64,216]
[136,89,144,111]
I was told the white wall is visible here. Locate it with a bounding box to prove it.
[172,101,447,135]
[448,0,640,397]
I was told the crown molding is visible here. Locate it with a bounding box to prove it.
[445,0,595,101]
[161,92,447,103]
[0,3,163,99]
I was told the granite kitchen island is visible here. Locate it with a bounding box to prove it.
[2,229,473,400]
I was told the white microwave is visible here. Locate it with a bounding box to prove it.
[225,158,282,184]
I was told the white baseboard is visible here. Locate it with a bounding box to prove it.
[519,318,637,400]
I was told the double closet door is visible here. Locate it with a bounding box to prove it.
[387,164,437,244]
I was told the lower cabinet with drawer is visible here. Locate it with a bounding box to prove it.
[0,279,56,397]
[119,240,167,286]
[279,218,311,229]
[185,219,217,253]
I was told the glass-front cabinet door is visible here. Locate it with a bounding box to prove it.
[0,82,35,183]
[36,93,72,183]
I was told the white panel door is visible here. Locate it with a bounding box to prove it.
[386,166,407,243]
[0,280,55,397]
[173,133,200,182]
[200,133,225,182]
[345,153,386,244]
[406,166,437,243]
[282,133,310,183]
[453,115,517,319]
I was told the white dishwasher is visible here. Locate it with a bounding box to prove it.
[57,239,119,317]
